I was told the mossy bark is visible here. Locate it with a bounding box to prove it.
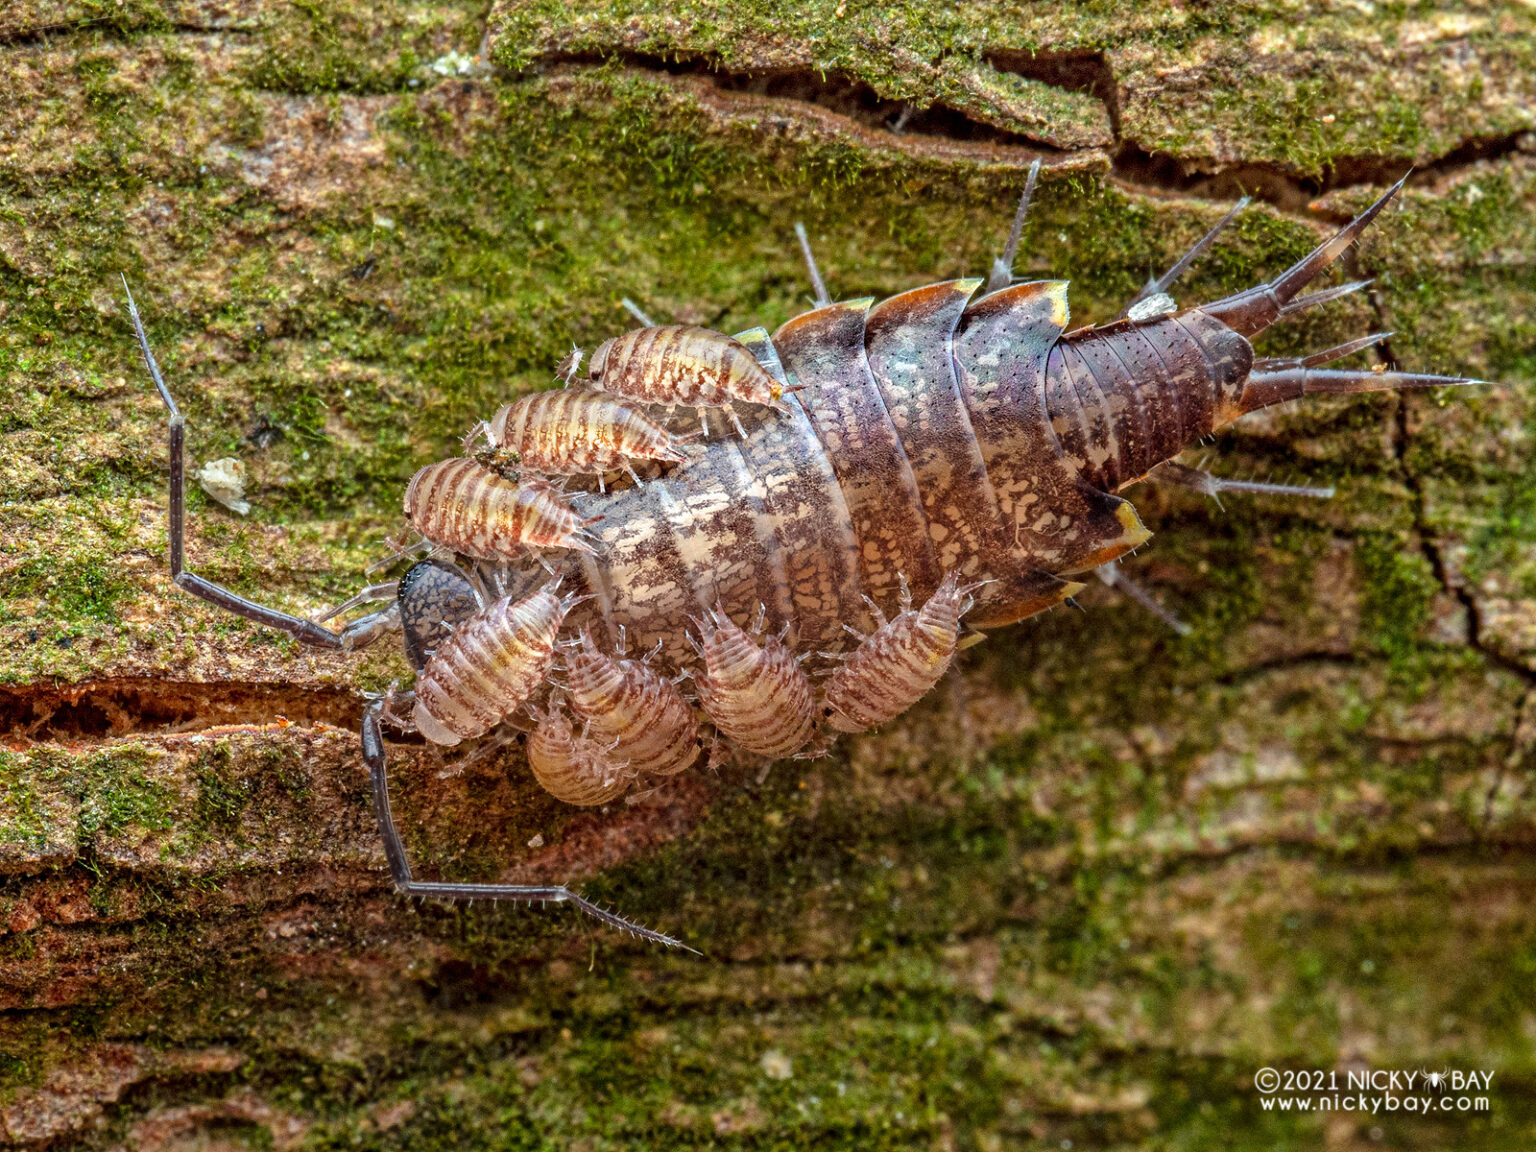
[2,1,1535,1148]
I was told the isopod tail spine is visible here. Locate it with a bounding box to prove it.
[1197,175,1407,339]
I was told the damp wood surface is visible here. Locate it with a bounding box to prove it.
[1,0,1535,1148]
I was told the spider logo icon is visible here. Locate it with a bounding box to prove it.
[1421,1069,1451,1092]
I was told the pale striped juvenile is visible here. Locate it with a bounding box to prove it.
[404,457,598,560]
[526,700,631,806]
[411,583,576,747]
[692,608,817,758]
[564,631,702,778]
[822,572,978,734]
[588,324,790,411]
[486,390,692,477]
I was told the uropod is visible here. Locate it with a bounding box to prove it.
[129,169,1479,950]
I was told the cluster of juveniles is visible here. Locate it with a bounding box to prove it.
[397,322,980,807]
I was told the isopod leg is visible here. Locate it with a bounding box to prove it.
[313,581,399,624]
[983,157,1042,296]
[794,222,832,308]
[1151,461,1335,506]
[361,700,695,951]
[1117,196,1249,320]
[1094,563,1192,637]
[125,277,348,650]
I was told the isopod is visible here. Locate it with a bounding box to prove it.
[526,700,631,806]
[563,631,702,778]
[136,172,1479,949]
[822,571,978,734]
[403,457,598,559]
[588,324,791,412]
[692,607,816,758]
[410,581,577,747]
[485,390,691,477]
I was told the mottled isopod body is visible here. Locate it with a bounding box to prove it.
[412,583,574,746]
[526,702,631,806]
[693,609,816,758]
[404,457,598,560]
[822,572,976,734]
[564,633,702,777]
[588,325,789,411]
[486,390,690,475]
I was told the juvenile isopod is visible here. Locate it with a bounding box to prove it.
[564,631,703,778]
[411,582,577,747]
[526,700,631,806]
[692,607,816,759]
[485,390,692,478]
[404,457,599,560]
[822,572,979,734]
[588,325,791,415]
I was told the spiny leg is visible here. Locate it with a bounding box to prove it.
[125,276,358,651]
[1094,563,1192,637]
[362,699,695,951]
[1117,196,1250,321]
[1152,460,1335,507]
[794,221,832,308]
[984,157,1042,295]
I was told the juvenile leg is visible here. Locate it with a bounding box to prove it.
[1094,563,1192,637]
[125,277,359,651]
[362,699,694,950]
[621,297,656,327]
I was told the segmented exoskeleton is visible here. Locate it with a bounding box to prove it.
[131,173,1478,950]
[484,391,692,480]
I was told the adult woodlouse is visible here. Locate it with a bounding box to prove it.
[129,173,1478,949]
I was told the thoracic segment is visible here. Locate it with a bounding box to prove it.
[692,607,817,758]
[404,457,598,560]
[526,701,632,806]
[486,390,692,477]
[564,631,703,778]
[822,572,977,734]
[412,583,576,746]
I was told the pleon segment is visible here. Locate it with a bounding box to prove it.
[588,325,788,410]
[404,457,598,560]
[693,609,816,758]
[822,572,975,734]
[411,583,574,746]
[527,702,631,806]
[564,633,703,777]
[487,391,690,476]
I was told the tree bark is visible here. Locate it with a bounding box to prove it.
[2,0,1534,1147]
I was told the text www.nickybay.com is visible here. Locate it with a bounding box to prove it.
[1260,1095,1490,1114]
